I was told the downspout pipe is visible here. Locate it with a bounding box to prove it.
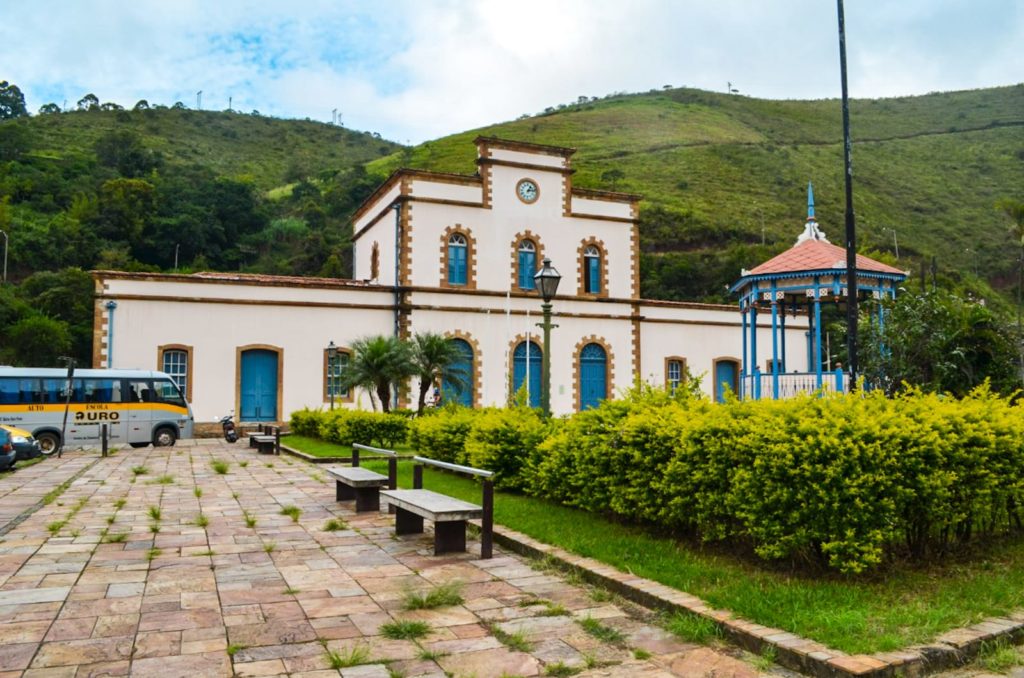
[392,202,401,411]
[105,300,117,368]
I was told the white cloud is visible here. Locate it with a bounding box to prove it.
[2,0,1020,142]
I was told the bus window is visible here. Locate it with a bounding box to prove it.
[41,379,66,403]
[126,380,153,403]
[0,378,21,404]
[154,379,187,408]
[81,379,122,403]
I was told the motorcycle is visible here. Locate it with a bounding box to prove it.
[219,411,239,443]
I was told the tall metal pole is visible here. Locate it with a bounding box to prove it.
[0,229,7,283]
[540,302,552,417]
[837,0,859,384]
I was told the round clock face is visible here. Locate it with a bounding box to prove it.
[517,179,539,203]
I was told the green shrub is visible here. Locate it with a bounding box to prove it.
[408,404,479,463]
[465,405,549,490]
[290,408,325,437]
[306,408,409,448]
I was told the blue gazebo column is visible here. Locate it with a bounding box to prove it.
[741,303,749,397]
[814,277,823,389]
[750,301,759,399]
[771,295,780,400]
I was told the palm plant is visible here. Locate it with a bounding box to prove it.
[337,335,414,412]
[411,333,470,414]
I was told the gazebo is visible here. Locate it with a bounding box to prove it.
[730,184,908,399]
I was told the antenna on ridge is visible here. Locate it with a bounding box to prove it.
[332,108,337,124]
[196,90,202,110]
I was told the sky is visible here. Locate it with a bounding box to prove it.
[3,0,1021,144]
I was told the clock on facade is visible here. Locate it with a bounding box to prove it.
[516,179,539,204]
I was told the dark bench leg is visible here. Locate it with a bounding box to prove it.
[434,520,467,555]
[257,441,274,454]
[395,507,424,535]
[336,480,355,502]
[354,487,380,513]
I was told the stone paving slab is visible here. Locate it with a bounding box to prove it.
[0,442,771,678]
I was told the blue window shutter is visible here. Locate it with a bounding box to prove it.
[519,250,536,289]
[449,245,467,285]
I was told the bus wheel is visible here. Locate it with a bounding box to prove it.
[37,432,60,456]
[153,427,177,447]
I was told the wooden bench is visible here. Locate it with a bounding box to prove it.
[325,444,397,513]
[248,425,281,454]
[379,456,494,558]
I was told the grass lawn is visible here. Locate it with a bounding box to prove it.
[287,436,1024,655]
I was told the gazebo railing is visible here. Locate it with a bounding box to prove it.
[741,369,846,400]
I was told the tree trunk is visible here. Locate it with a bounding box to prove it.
[376,380,391,413]
[417,379,431,415]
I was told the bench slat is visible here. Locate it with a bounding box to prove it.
[380,489,482,522]
[325,466,388,487]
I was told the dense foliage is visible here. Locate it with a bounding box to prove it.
[290,407,408,448]
[292,382,1024,575]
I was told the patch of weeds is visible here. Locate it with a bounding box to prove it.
[46,520,65,535]
[326,644,372,669]
[105,515,116,525]
[265,462,274,468]
[114,498,127,509]
[978,639,1023,673]
[666,612,721,644]
[284,587,300,595]
[417,647,449,661]
[243,511,257,528]
[146,547,162,562]
[322,518,347,532]
[103,532,128,543]
[210,459,229,474]
[149,523,160,534]
[131,466,149,476]
[752,645,777,672]
[147,506,161,521]
[42,477,74,505]
[279,505,302,522]
[489,624,532,652]
[193,487,203,498]
[633,648,652,660]
[578,617,625,646]
[239,461,248,468]
[588,588,613,603]
[70,528,81,538]
[380,620,431,641]
[263,541,277,553]
[545,662,582,677]
[231,492,240,500]
[403,581,464,610]
[537,602,569,617]
[194,513,209,528]
[196,549,216,557]
[154,474,175,484]
[226,644,247,657]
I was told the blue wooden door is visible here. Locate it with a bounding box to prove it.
[442,339,473,407]
[240,349,278,421]
[512,341,542,408]
[579,343,606,410]
[715,360,738,403]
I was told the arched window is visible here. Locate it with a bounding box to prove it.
[158,345,193,402]
[443,338,474,407]
[447,233,468,285]
[517,240,537,290]
[512,341,542,407]
[579,343,607,410]
[583,245,602,294]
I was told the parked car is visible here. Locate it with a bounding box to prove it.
[0,425,41,461]
[0,429,16,472]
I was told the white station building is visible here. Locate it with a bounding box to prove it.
[93,137,808,427]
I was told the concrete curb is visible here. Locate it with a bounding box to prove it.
[483,523,1024,677]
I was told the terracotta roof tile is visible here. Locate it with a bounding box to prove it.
[749,239,905,276]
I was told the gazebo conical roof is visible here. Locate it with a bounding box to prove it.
[747,238,906,277]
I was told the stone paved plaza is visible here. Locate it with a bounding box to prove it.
[0,440,772,678]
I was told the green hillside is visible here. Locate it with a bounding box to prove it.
[369,85,1024,303]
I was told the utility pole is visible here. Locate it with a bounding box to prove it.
[332,108,337,124]
[196,90,202,110]
[837,0,859,384]
[228,96,232,112]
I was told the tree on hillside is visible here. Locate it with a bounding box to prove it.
[1,315,71,366]
[94,129,160,177]
[410,333,470,415]
[76,93,100,111]
[859,289,1018,396]
[0,81,28,119]
[38,103,61,115]
[337,336,414,413]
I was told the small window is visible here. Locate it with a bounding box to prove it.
[584,245,602,294]
[448,233,468,285]
[325,349,351,401]
[666,358,685,394]
[162,350,188,398]
[517,240,537,290]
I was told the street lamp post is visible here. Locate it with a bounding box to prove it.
[327,341,338,411]
[0,228,7,284]
[533,258,561,417]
